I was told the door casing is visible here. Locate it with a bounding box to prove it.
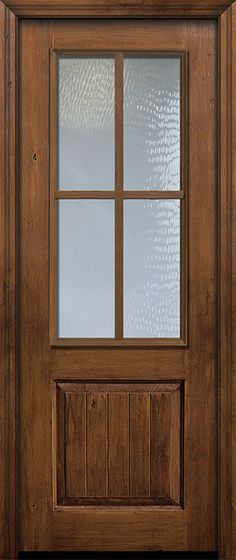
[0,1,236,558]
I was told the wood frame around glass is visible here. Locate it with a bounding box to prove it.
[49,49,188,347]
[1,1,236,558]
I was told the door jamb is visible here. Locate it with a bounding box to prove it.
[0,1,235,558]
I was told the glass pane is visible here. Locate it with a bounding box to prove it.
[58,56,115,190]
[58,200,115,337]
[124,200,180,338]
[124,57,180,191]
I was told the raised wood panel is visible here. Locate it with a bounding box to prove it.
[55,382,183,506]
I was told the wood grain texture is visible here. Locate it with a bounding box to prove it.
[1,0,234,17]
[170,387,181,504]
[53,508,185,551]
[56,385,66,501]
[30,17,217,550]
[184,19,217,550]
[150,389,181,504]
[108,393,129,497]
[231,8,236,559]
[18,20,52,550]
[219,4,236,560]
[86,393,107,497]
[56,382,182,506]
[0,11,230,557]
[52,19,184,52]
[51,337,186,347]
[51,347,185,379]
[49,51,57,344]
[65,392,86,497]
[151,393,172,498]
[129,393,150,497]
[0,3,17,559]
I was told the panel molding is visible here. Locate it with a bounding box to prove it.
[54,381,183,507]
[0,1,236,558]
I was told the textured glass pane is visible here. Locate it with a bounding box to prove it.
[124,200,180,338]
[58,200,115,337]
[124,57,180,191]
[58,56,115,190]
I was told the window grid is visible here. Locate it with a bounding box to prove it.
[50,50,187,346]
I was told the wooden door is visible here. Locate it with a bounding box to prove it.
[18,18,217,552]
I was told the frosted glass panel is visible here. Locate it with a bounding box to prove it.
[124,57,180,191]
[58,56,115,190]
[58,200,115,337]
[124,200,180,338]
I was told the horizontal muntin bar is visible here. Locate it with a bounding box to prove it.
[55,190,184,200]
